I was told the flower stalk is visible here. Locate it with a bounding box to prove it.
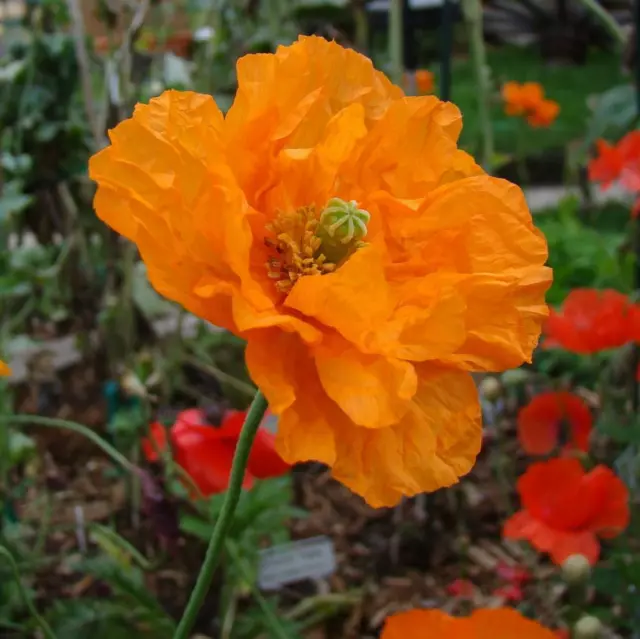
[173,391,269,639]
[389,0,404,86]
[575,0,625,48]
[462,0,494,172]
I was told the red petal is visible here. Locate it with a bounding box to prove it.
[142,422,169,462]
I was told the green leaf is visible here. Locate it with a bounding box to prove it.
[8,431,36,465]
[179,513,213,542]
[69,556,168,619]
[0,193,32,221]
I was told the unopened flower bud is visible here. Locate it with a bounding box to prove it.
[121,371,148,399]
[574,616,602,639]
[562,554,591,585]
[479,376,502,402]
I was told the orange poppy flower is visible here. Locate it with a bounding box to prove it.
[517,391,592,456]
[0,360,9,376]
[381,607,556,639]
[502,82,559,128]
[503,458,629,565]
[527,99,560,128]
[89,36,551,508]
[544,289,640,354]
[415,69,435,94]
[502,81,544,116]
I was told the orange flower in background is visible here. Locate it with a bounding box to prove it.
[381,607,556,639]
[544,289,640,354]
[527,99,560,128]
[90,36,551,508]
[142,408,290,497]
[517,392,592,456]
[502,81,544,116]
[502,81,559,128]
[0,361,9,376]
[503,458,629,565]
[415,69,435,94]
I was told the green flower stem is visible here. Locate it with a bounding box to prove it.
[389,0,404,86]
[462,0,494,172]
[173,391,269,639]
[0,545,57,639]
[0,415,134,472]
[575,0,625,48]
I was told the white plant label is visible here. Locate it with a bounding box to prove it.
[258,536,337,591]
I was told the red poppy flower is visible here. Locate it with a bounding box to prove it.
[142,408,291,497]
[446,578,475,597]
[589,140,625,190]
[495,560,531,585]
[493,583,524,602]
[544,289,640,354]
[589,131,640,192]
[517,392,592,456]
[503,458,630,565]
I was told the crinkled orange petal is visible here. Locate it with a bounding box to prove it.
[372,275,468,361]
[331,365,481,507]
[225,35,402,209]
[350,97,469,199]
[89,90,268,331]
[386,176,550,370]
[245,328,338,466]
[285,244,393,349]
[263,102,369,216]
[315,334,417,429]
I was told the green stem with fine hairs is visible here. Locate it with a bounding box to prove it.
[172,391,269,639]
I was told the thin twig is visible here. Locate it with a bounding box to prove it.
[185,355,257,397]
[575,0,626,48]
[65,0,105,149]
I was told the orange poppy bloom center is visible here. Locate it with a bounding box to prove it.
[264,197,370,294]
